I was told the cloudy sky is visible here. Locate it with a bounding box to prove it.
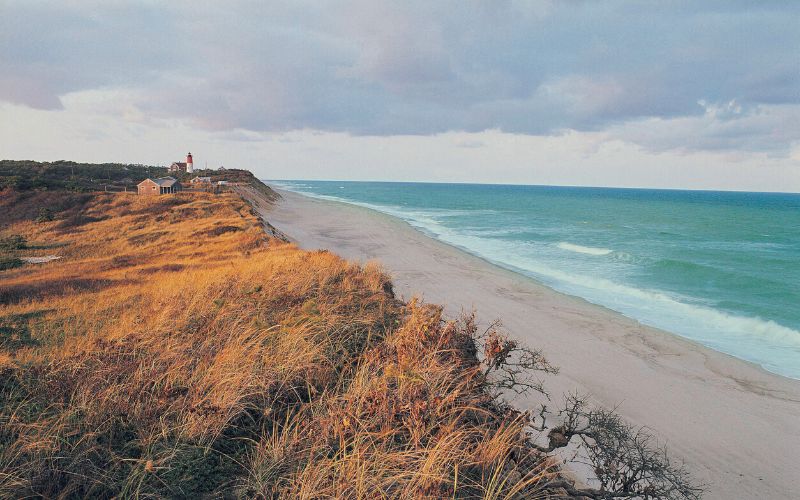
[1,1,799,191]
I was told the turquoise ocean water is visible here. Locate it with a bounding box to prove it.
[272,181,800,379]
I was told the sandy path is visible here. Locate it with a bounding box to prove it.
[252,188,800,499]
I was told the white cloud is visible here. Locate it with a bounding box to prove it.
[1,1,799,190]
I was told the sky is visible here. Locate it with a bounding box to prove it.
[1,1,799,191]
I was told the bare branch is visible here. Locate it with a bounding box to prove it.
[538,394,703,500]
[462,312,702,499]
[472,317,558,398]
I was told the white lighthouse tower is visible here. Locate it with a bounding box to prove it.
[186,152,194,173]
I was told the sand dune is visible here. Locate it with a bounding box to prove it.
[255,188,800,500]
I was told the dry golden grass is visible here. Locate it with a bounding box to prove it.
[0,191,555,498]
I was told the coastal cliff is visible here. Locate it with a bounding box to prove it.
[0,166,698,498]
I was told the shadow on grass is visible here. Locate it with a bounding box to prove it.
[0,278,119,305]
[0,309,54,351]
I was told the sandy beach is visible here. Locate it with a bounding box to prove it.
[248,187,800,499]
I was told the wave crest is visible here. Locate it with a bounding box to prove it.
[557,242,613,256]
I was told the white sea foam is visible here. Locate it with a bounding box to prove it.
[454,235,800,350]
[462,238,800,377]
[277,184,800,379]
[380,208,800,378]
[556,242,613,256]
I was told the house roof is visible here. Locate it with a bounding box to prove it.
[138,176,179,187]
[155,176,179,187]
[170,162,187,168]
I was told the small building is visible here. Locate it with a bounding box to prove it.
[217,180,229,186]
[190,176,212,184]
[137,176,183,195]
[168,152,194,173]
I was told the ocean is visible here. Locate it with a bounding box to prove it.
[272,180,800,379]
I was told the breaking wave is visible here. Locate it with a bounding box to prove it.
[556,242,613,256]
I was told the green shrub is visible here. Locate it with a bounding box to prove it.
[0,235,26,251]
[36,207,54,222]
[0,256,23,271]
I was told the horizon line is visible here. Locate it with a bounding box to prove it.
[265,178,800,196]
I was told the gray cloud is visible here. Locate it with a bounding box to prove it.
[610,102,800,155]
[0,2,183,108]
[1,0,798,154]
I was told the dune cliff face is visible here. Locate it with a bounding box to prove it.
[0,188,556,498]
[0,172,702,499]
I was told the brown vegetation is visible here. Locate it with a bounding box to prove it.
[0,191,550,498]
[0,188,699,498]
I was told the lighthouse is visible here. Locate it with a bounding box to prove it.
[186,152,194,173]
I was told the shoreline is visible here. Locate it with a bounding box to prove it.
[271,186,800,382]
[272,187,796,384]
[254,187,800,500]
